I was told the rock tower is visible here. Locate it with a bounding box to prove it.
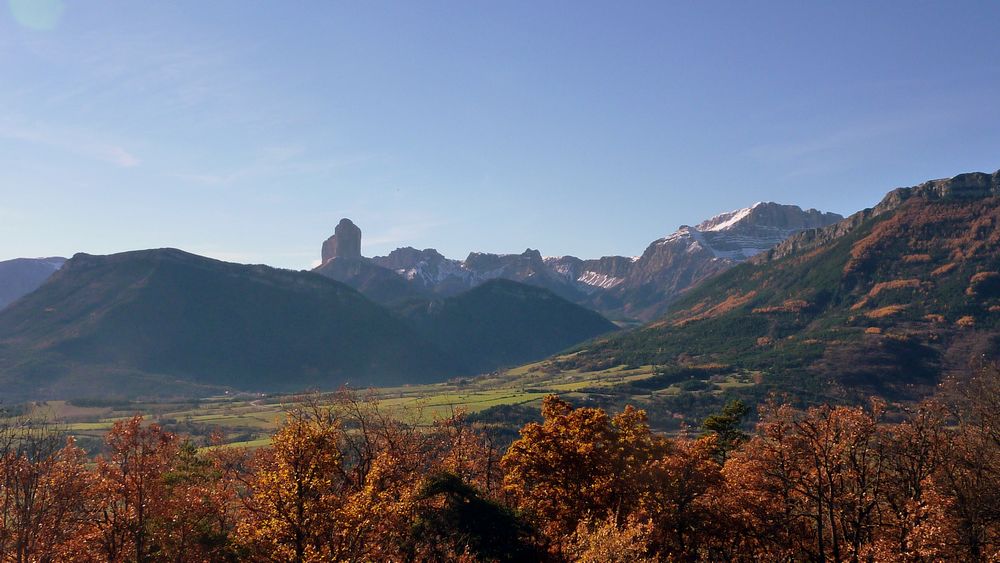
[321,218,362,263]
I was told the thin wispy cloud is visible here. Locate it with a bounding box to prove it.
[0,121,140,168]
[175,148,376,187]
[21,30,248,111]
[746,109,963,164]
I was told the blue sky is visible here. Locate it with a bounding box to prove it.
[2,1,999,267]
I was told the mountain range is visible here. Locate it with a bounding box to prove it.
[314,203,843,321]
[0,249,614,400]
[3,168,998,407]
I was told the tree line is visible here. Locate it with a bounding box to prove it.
[1,370,998,562]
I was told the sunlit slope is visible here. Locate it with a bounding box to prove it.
[555,170,1000,403]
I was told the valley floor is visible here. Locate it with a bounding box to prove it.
[18,358,755,452]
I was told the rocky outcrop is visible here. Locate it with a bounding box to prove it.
[759,170,1000,263]
[373,247,587,300]
[321,218,362,263]
[372,248,472,294]
[545,255,636,293]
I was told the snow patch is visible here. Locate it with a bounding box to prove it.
[577,271,624,289]
[700,202,763,232]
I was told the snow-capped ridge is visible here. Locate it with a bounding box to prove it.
[697,201,765,232]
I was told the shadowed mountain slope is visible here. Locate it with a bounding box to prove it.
[394,279,617,373]
[0,257,66,310]
[0,249,456,399]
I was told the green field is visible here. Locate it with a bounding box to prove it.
[11,357,758,451]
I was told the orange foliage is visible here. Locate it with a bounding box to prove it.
[967,271,1000,297]
[847,197,1000,274]
[0,428,95,561]
[752,299,810,314]
[501,396,669,554]
[674,291,757,325]
[932,262,958,276]
[867,304,909,318]
[867,278,922,298]
[2,373,998,561]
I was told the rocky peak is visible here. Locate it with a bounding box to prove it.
[695,203,764,232]
[321,218,362,263]
[372,247,447,271]
[875,170,1000,215]
[696,202,842,233]
[656,203,843,261]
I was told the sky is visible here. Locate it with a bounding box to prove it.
[1,1,999,268]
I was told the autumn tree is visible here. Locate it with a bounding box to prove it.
[722,400,888,561]
[567,515,656,563]
[235,398,347,562]
[235,390,500,561]
[501,395,668,556]
[640,435,724,559]
[869,401,949,560]
[0,419,96,562]
[89,416,180,562]
[154,440,242,561]
[913,367,1000,560]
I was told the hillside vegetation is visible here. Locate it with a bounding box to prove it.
[554,171,1000,410]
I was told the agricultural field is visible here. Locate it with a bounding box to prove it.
[10,358,759,453]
